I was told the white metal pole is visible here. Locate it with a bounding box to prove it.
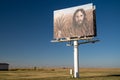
[73,40,79,78]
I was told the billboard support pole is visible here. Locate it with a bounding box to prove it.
[51,39,99,78]
[73,40,79,78]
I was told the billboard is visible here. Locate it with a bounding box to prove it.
[54,3,96,40]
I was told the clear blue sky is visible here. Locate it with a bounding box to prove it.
[0,0,120,68]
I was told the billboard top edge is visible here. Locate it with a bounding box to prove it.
[54,3,94,12]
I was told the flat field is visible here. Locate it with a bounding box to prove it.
[0,68,120,80]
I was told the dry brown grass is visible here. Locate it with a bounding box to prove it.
[0,68,120,80]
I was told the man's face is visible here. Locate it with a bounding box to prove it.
[75,11,84,26]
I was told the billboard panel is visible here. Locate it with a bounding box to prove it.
[54,3,96,40]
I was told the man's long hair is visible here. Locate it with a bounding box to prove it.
[72,9,87,27]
